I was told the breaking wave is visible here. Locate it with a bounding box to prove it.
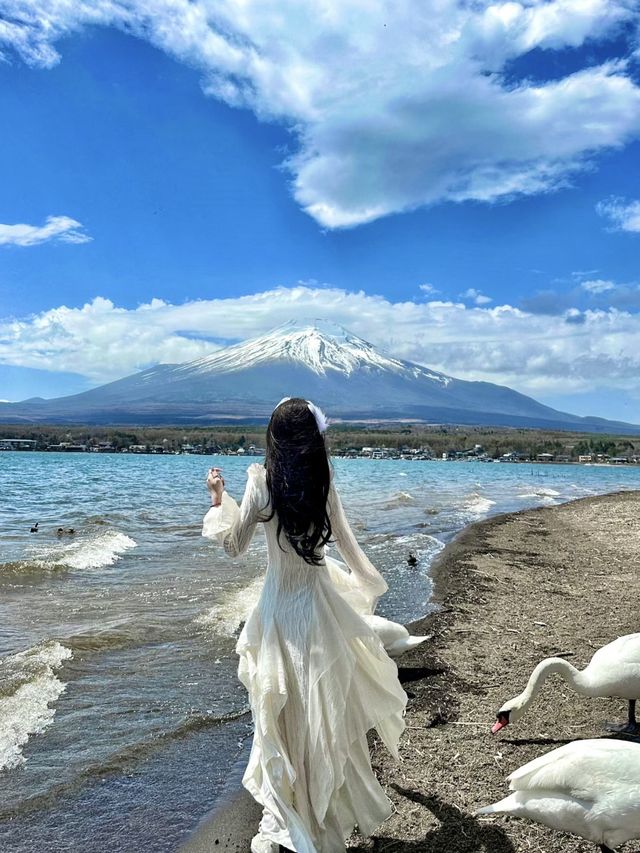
[0,641,72,771]
[518,487,561,501]
[197,575,264,636]
[384,491,415,509]
[463,493,497,515]
[17,530,137,573]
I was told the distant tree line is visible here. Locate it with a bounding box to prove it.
[1,422,640,460]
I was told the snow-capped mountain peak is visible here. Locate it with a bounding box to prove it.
[176,319,450,383]
[3,320,639,433]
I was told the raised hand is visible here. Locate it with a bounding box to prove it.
[206,467,225,506]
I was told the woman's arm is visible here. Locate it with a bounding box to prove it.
[202,465,264,557]
[328,481,388,612]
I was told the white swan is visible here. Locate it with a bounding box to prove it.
[491,633,640,735]
[477,738,640,852]
[363,614,430,658]
[324,554,429,658]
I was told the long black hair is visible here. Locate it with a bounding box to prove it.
[264,397,332,565]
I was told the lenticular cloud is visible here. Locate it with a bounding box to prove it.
[1,0,639,227]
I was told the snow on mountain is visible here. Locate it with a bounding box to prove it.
[1,319,639,433]
[173,320,450,383]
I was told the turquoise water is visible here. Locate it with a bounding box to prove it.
[2,452,640,852]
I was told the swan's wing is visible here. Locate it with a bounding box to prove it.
[362,615,429,657]
[590,633,640,667]
[508,739,640,800]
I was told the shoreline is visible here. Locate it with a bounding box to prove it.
[3,446,640,468]
[180,490,640,852]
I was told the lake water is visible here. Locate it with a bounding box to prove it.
[2,452,640,852]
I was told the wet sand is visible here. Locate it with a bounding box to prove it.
[181,491,640,852]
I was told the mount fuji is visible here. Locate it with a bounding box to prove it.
[1,320,638,433]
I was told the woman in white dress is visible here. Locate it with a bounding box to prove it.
[203,398,408,853]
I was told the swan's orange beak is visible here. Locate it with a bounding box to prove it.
[492,712,510,733]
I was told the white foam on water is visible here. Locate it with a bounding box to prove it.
[517,487,562,501]
[384,491,415,509]
[63,531,137,569]
[406,536,445,565]
[0,641,72,771]
[33,530,137,571]
[197,575,264,636]
[463,493,497,515]
[368,533,445,577]
[391,532,442,548]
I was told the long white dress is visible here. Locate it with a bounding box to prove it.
[202,463,407,853]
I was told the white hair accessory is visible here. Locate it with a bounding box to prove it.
[307,401,329,433]
[275,397,329,434]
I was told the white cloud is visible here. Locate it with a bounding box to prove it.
[0,216,91,247]
[460,288,492,305]
[596,197,640,233]
[571,269,599,280]
[0,1,639,227]
[581,278,616,294]
[3,286,640,402]
[419,283,439,295]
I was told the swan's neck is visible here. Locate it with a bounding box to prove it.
[513,658,590,712]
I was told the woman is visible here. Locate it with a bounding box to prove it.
[203,398,409,853]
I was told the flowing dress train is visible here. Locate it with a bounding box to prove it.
[202,463,407,853]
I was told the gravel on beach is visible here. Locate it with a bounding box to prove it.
[349,490,640,853]
[181,491,640,853]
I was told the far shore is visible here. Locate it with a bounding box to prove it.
[2,422,640,467]
[2,442,639,467]
[180,489,640,852]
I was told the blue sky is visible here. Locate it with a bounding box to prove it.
[1,1,640,422]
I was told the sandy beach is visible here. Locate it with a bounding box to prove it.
[182,490,640,852]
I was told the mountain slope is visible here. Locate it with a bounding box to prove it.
[1,320,638,433]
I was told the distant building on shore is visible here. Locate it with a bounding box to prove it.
[0,438,37,450]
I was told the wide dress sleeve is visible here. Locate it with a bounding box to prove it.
[327,480,388,614]
[327,481,429,659]
[202,463,265,557]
